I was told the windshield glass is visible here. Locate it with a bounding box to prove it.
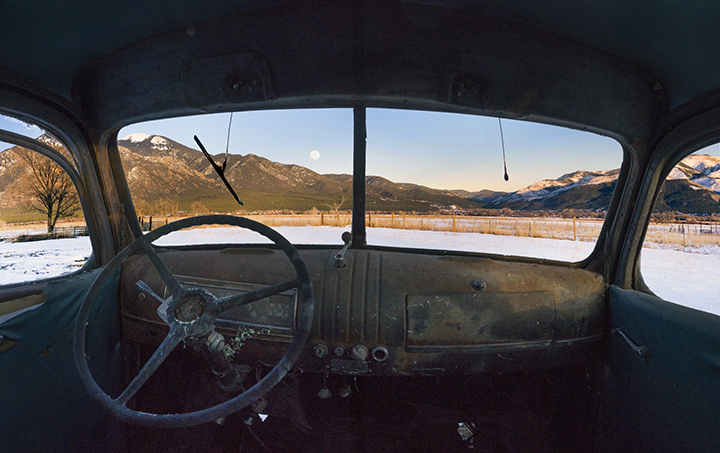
[364,109,621,261]
[118,109,354,246]
[118,108,622,260]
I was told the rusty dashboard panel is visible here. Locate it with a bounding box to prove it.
[120,246,606,375]
[406,291,555,352]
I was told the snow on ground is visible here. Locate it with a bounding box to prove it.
[0,226,718,316]
[0,236,91,282]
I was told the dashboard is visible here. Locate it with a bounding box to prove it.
[120,245,606,376]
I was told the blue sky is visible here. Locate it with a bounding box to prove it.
[4,108,628,191]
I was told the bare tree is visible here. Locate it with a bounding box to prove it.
[325,193,349,215]
[325,193,349,226]
[191,201,210,215]
[17,148,79,233]
[154,196,179,217]
[133,198,152,218]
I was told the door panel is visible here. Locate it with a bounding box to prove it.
[0,270,122,453]
[599,286,720,452]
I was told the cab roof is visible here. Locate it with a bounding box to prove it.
[0,0,717,144]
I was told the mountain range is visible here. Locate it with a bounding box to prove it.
[2,132,720,216]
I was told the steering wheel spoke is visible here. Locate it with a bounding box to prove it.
[115,324,187,406]
[215,277,299,313]
[141,241,184,299]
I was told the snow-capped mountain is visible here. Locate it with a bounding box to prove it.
[121,133,176,151]
[37,133,67,150]
[491,169,620,205]
[118,133,200,159]
[667,154,720,192]
[485,154,720,213]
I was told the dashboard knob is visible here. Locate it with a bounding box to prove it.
[472,279,487,291]
[313,344,328,358]
[317,387,332,399]
[350,344,369,361]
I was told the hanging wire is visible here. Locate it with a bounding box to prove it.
[498,118,509,181]
[223,112,233,171]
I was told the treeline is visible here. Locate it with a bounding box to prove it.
[651,211,720,223]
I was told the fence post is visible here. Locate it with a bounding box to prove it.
[573,217,577,241]
[321,213,324,226]
[391,212,394,228]
[452,213,456,232]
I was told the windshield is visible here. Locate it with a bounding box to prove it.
[117,108,621,260]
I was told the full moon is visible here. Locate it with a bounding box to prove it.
[310,150,320,160]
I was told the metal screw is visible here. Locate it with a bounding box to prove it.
[472,279,486,291]
[313,344,328,358]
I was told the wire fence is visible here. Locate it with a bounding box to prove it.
[6,213,720,252]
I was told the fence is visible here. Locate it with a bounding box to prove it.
[645,221,720,251]
[12,225,88,242]
[140,213,604,242]
[135,213,720,251]
[54,225,88,237]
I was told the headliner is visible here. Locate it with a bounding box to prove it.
[1,1,718,133]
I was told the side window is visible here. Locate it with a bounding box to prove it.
[640,146,720,315]
[0,128,89,285]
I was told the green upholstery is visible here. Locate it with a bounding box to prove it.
[599,286,720,452]
[0,269,123,453]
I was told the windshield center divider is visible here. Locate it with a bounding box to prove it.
[352,106,367,247]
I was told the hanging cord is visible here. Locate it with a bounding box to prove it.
[223,112,233,171]
[498,118,509,181]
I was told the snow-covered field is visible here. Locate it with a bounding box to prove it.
[0,225,718,316]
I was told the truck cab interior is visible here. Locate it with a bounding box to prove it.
[1,1,719,452]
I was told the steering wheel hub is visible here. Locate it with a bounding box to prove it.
[175,294,207,322]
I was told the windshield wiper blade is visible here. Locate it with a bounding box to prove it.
[194,135,243,206]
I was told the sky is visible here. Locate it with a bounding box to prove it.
[0,114,45,147]
[5,108,718,192]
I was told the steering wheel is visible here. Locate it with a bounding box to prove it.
[73,215,314,428]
